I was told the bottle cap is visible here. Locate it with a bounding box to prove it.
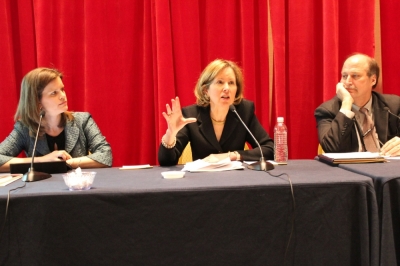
[277,117,284,122]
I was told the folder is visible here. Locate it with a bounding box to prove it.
[317,152,386,166]
[10,161,72,174]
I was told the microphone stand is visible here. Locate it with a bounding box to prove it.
[22,111,52,182]
[229,105,274,171]
[385,107,400,120]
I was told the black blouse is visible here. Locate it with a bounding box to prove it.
[46,130,66,151]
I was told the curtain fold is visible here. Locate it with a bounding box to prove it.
[269,0,375,159]
[0,0,272,166]
[380,0,400,95]
[0,0,37,129]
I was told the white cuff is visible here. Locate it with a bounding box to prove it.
[340,109,355,119]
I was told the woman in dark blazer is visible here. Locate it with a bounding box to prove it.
[158,59,274,166]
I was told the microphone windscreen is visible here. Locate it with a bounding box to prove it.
[229,105,236,112]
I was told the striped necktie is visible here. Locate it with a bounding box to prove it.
[359,107,379,152]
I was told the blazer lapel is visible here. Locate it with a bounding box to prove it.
[219,111,239,146]
[373,94,389,143]
[34,137,51,156]
[64,119,80,153]
[198,107,222,151]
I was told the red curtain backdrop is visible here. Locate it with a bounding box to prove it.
[380,0,400,95]
[269,0,375,158]
[0,0,386,167]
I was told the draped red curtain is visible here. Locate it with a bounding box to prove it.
[380,0,400,95]
[0,0,386,167]
[269,0,375,159]
[0,0,271,166]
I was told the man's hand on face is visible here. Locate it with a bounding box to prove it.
[336,82,354,110]
[336,83,351,101]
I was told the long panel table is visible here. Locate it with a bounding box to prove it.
[339,159,400,266]
[0,160,378,265]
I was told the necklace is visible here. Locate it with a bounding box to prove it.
[211,116,226,124]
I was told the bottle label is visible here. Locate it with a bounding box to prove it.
[274,131,288,162]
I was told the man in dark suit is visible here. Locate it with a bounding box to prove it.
[315,53,400,155]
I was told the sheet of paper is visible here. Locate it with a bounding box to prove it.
[0,174,22,186]
[119,164,153,170]
[244,160,279,165]
[182,157,244,172]
[322,152,382,159]
[386,156,400,160]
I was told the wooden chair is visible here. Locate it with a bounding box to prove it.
[178,142,193,165]
[317,144,325,155]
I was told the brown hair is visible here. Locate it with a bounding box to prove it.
[367,57,380,89]
[194,59,244,106]
[14,67,73,136]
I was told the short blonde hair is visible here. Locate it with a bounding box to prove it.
[194,59,244,106]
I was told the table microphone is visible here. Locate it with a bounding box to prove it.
[384,107,400,120]
[229,105,274,171]
[22,110,52,182]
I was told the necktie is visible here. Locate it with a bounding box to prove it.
[360,107,379,152]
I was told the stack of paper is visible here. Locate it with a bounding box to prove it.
[318,152,386,165]
[0,174,22,186]
[182,157,244,172]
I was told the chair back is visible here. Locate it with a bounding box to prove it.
[317,144,325,155]
[178,142,193,164]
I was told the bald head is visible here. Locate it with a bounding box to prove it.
[343,53,380,89]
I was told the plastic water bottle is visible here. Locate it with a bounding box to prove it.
[274,117,288,163]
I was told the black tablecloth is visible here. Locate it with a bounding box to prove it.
[339,159,400,266]
[0,160,378,266]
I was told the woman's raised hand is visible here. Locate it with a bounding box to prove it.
[162,97,196,135]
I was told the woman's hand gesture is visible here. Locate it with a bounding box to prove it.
[162,97,196,136]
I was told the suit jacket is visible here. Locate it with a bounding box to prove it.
[0,112,113,166]
[158,99,274,166]
[314,91,400,152]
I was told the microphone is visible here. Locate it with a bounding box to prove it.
[229,105,274,171]
[384,107,400,139]
[22,110,52,182]
[384,107,400,120]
